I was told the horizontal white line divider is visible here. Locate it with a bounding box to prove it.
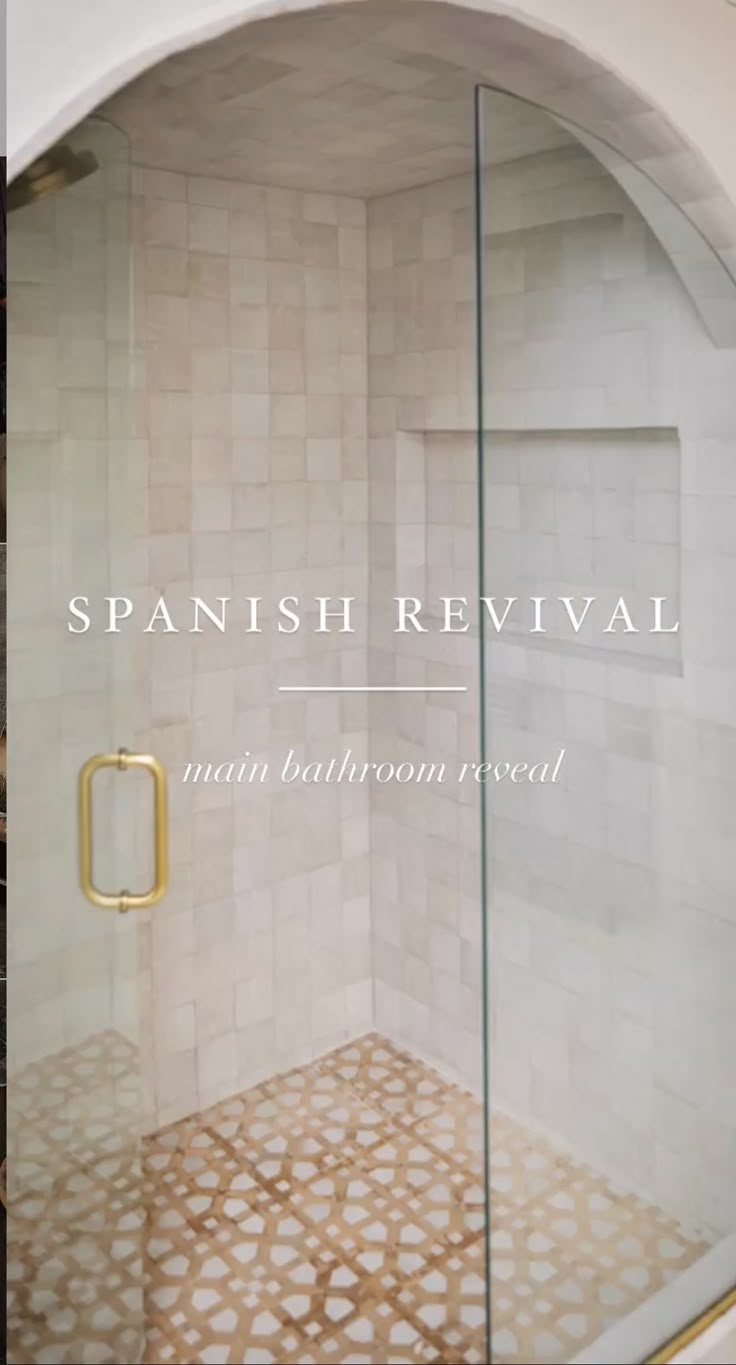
[278,685,467,693]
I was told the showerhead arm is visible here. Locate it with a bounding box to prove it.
[8,145,99,212]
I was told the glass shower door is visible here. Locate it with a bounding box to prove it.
[7,117,151,1364]
[476,84,736,1365]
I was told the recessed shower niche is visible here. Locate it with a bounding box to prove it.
[6,3,736,1363]
[393,425,682,667]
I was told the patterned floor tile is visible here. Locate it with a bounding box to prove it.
[319,1035,451,1129]
[141,1034,709,1365]
[7,1030,712,1365]
[392,1237,488,1364]
[7,1033,146,1365]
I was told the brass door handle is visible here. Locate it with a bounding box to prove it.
[78,749,168,911]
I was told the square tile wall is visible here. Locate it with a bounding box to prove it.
[367,144,736,1232]
[133,168,372,1128]
[8,128,142,1077]
[8,131,736,1237]
[6,125,145,1227]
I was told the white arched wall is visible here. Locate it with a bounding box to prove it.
[8,0,736,218]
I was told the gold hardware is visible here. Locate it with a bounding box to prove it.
[647,1285,736,1362]
[78,749,168,912]
[8,145,99,212]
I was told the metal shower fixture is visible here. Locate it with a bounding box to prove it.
[8,145,98,212]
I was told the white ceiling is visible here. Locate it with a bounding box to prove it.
[102,1,572,196]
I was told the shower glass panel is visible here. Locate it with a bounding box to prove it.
[6,117,146,1363]
[476,83,736,1364]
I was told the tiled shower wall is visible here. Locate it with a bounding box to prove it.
[132,168,372,1127]
[367,143,736,1231]
[366,169,484,1089]
[9,135,736,1233]
[8,126,141,1078]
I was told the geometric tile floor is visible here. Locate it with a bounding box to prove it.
[7,1031,711,1364]
[6,1031,146,1365]
[143,1033,711,1365]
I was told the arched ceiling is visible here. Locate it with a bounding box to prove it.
[8,0,736,213]
[89,2,736,274]
[101,3,575,196]
[9,0,736,343]
[96,0,736,345]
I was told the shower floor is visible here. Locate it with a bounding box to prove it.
[144,1032,709,1365]
[5,1029,709,1363]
